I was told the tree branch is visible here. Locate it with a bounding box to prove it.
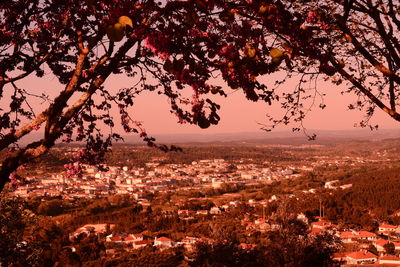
[329,56,400,121]
[335,14,400,84]
[0,37,138,192]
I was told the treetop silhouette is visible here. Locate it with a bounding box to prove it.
[1,0,399,191]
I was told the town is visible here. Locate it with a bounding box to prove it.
[4,140,400,266]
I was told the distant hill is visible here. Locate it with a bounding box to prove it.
[121,128,400,145]
[17,128,400,146]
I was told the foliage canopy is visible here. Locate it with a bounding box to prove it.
[1,0,400,190]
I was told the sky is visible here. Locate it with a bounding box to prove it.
[6,61,399,140]
[102,72,400,135]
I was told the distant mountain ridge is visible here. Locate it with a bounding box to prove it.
[121,128,400,145]
[18,128,400,146]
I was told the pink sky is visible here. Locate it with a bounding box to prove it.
[8,68,399,138]
[103,72,400,135]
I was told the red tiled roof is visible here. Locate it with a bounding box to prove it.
[239,243,256,250]
[156,237,172,242]
[333,252,347,257]
[110,236,121,242]
[380,255,400,261]
[380,223,397,229]
[346,251,377,260]
[338,231,353,239]
[309,228,324,236]
[312,220,331,226]
[134,240,149,245]
[124,236,135,241]
[358,231,377,238]
[375,238,389,247]
[332,252,347,259]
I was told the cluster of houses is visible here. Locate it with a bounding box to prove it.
[67,203,400,266]
[308,220,400,265]
[69,223,209,254]
[13,158,299,199]
[68,218,400,265]
[239,211,400,266]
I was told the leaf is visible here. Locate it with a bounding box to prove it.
[118,16,133,28]
[197,117,210,129]
[211,86,219,94]
[163,59,173,72]
[173,59,185,72]
[219,11,234,22]
[195,0,208,11]
[186,12,199,25]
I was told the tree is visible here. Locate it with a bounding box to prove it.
[191,218,341,267]
[235,0,400,132]
[0,191,64,266]
[37,198,64,216]
[1,0,400,192]
[0,193,37,265]
[384,242,396,255]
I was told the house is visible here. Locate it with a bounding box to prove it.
[154,237,173,248]
[178,210,189,216]
[324,180,339,189]
[270,222,281,231]
[210,207,222,215]
[106,233,143,244]
[258,222,271,232]
[239,243,257,250]
[357,231,378,241]
[69,223,114,240]
[133,240,150,249]
[107,235,122,243]
[345,251,378,265]
[337,231,355,243]
[196,210,208,215]
[373,238,389,252]
[379,255,400,265]
[221,204,230,210]
[246,222,256,231]
[181,237,199,250]
[309,227,324,237]
[311,220,331,230]
[297,213,308,224]
[132,233,143,241]
[254,218,267,225]
[337,230,377,243]
[378,223,397,235]
[122,235,139,244]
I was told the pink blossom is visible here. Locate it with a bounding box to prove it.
[189,28,208,38]
[306,11,318,24]
[144,31,170,60]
